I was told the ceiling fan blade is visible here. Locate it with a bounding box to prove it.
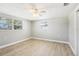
[40,10,46,13]
[64,3,69,6]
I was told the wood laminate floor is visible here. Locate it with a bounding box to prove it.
[0,39,74,56]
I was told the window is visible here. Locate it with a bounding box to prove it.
[0,18,12,30]
[13,20,22,30]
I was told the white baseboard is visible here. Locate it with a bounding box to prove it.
[68,43,76,55]
[32,37,69,44]
[0,37,32,49]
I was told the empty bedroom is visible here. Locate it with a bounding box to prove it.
[0,3,79,56]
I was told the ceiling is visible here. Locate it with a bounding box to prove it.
[0,3,78,20]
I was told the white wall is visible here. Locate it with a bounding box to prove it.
[76,6,79,56]
[32,17,69,42]
[0,13,31,46]
[77,12,79,56]
[69,11,77,55]
[68,4,79,55]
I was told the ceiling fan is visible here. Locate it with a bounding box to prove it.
[27,4,47,17]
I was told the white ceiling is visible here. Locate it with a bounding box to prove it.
[0,3,78,20]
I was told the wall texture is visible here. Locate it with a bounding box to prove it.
[0,13,31,46]
[32,17,69,42]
